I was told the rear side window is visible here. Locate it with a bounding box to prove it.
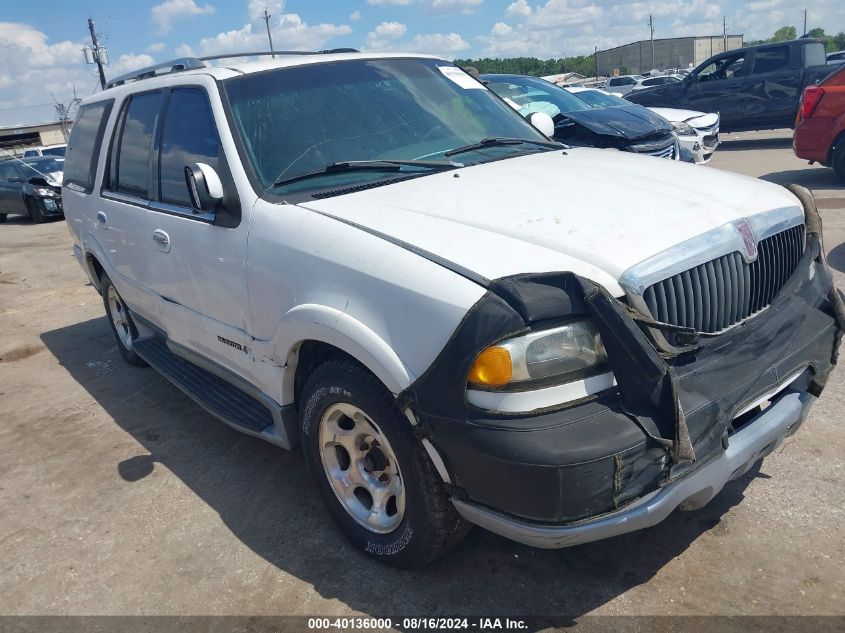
[752,46,790,74]
[113,91,162,198]
[0,163,18,181]
[64,100,113,193]
[158,88,220,206]
[804,43,826,67]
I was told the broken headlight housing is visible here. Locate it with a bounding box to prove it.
[671,121,696,136]
[467,320,608,389]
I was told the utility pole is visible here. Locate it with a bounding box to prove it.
[594,45,598,79]
[87,17,107,90]
[722,17,727,51]
[648,14,655,70]
[263,8,275,58]
[803,9,807,35]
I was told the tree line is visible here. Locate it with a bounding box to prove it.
[456,26,844,78]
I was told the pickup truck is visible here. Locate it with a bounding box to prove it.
[626,39,838,132]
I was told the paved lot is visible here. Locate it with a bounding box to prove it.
[1,131,844,620]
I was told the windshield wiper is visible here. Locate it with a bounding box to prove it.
[443,137,563,158]
[272,159,462,188]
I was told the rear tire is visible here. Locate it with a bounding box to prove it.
[0,213,6,223]
[832,142,845,184]
[101,273,146,367]
[25,197,46,223]
[300,359,470,567]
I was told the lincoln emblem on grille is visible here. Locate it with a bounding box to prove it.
[734,219,758,260]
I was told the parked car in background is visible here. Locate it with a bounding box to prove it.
[566,87,720,163]
[482,74,683,160]
[22,144,67,158]
[626,39,835,131]
[604,74,644,95]
[63,51,842,568]
[0,156,64,223]
[793,64,845,182]
[630,75,683,92]
[827,51,845,65]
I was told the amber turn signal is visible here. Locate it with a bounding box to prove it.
[467,346,512,387]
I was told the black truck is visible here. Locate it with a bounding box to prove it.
[626,39,839,132]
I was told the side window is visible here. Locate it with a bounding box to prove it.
[0,164,16,181]
[158,88,220,207]
[63,100,113,193]
[752,46,790,74]
[805,43,826,67]
[113,91,162,198]
[698,54,746,81]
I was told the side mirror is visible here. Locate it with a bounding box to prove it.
[8,176,23,183]
[184,163,223,213]
[527,111,555,138]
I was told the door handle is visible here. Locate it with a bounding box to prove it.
[96,211,107,226]
[152,229,171,253]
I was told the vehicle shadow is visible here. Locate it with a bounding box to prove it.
[41,317,765,622]
[828,242,845,273]
[716,136,794,152]
[759,168,844,192]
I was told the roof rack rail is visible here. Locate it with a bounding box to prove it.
[104,49,361,89]
[106,58,205,89]
[199,48,360,62]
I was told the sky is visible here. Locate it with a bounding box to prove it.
[0,0,843,126]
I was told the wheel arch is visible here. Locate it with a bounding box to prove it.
[276,304,414,409]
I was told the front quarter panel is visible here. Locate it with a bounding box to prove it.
[246,199,487,404]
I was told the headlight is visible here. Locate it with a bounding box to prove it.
[467,320,607,388]
[672,121,696,136]
[34,187,57,197]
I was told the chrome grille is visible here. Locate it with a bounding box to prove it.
[642,224,805,333]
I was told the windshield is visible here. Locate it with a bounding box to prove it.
[572,90,629,108]
[22,158,63,175]
[224,58,549,193]
[482,75,592,119]
[42,146,66,157]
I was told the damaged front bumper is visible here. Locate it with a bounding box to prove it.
[451,381,814,549]
[402,185,843,548]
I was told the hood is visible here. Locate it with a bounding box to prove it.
[562,105,672,140]
[299,149,802,296]
[649,107,719,129]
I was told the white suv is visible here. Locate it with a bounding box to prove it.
[63,51,843,567]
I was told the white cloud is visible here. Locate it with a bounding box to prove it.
[366,0,413,5]
[365,21,409,49]
[151,0,215,35]
[147,42,166,53]
[505,0,532,18]
[174,43,195,57]
[350,11,363,20]
[363,23,469,58]
[424,0,484,15]
[193,11,352,56]
[110,53,156,75]
[248,0,283,21]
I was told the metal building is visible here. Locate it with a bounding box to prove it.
[0,121,68,155]
[596,35,744,76]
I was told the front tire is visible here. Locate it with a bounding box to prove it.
[101,273,146,367]
[25,197,46,223]
[300,359,470,567]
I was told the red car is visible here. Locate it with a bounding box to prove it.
[794,65,845,182]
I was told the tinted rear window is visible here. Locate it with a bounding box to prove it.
[752,46,790,74]
[113,91,162,198]
[64,100,113,193]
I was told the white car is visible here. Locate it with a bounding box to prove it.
[604,74,644,95]
[566,88,720,164]
[22,144,66,158]
[648,107,720,163]
[630,75,683,92]
[62,51,842,567]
